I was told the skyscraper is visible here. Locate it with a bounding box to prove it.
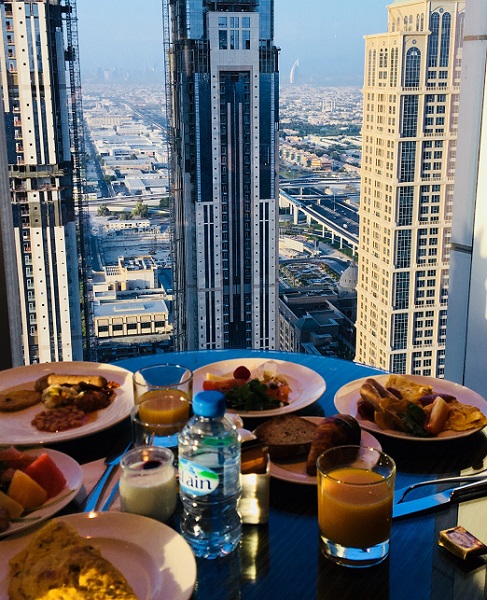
[355,0,465,376]
[0,0,85,365]
[164,0,279,351]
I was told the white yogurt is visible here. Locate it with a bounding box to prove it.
[120,447,177,522]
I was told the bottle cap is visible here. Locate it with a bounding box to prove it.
[193,390,226,417]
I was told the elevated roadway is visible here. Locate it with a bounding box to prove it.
[279,189,359,254]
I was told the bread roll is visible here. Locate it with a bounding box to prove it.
[306,415,361,476]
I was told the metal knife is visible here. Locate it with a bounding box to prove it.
[393,478,487,519]
[83,441,131,512]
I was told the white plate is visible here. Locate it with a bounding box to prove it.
[267,417,382,485]
[0,448,83,539]
[0,512,196,600]
[334,374,487,441]
[193,358,326,417]
[0,362,134,445]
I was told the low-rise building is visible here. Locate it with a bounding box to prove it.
[94,296,171,340]
[279,263,357,358]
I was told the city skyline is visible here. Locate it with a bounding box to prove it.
[77,0,388,86]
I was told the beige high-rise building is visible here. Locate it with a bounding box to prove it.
[355,0,465,376]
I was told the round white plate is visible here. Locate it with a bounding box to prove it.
[193,358,326,417]
[267,417,382,485]
[334,374,487,441]
[0,448,83,539]
[0,362,134,445]
[0,512,196,600]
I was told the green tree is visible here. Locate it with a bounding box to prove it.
[97,204,110,216]
[131,201,149,218]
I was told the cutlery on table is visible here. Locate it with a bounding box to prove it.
[393,477,487,519]
[394,470,487,504]
[82,441,131,512]
[101,481,120,512]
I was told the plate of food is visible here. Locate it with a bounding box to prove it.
[0,512,196,600]
[253,415,381,485]
[334,373,487,441]
[0,446,83,539]
[0,362,134,445]
[193,358,326,417]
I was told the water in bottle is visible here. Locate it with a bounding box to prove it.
[178,390,241,558]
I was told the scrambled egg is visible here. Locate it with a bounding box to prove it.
[9,520,138,600]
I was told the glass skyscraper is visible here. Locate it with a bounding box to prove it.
[164,0,279,351]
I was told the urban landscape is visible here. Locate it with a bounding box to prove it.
[81,81,363,363]
[0,0,485,393]
[2,1,487,599]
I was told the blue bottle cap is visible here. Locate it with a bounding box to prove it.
[193,391,226,417]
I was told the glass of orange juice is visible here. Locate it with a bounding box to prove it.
[132,364,193,448]
[317,445,396,568]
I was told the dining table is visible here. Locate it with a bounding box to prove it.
[4,349,487,600]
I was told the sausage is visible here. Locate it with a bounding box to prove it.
[359,382,383,410]
[46,374,108,388]
[365,378,400,401]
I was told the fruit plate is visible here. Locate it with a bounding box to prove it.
[193,358,326,417]
[334,374,487,441]
[0,512,196,600]
[0,362,134,445]
[266,417,382,485]
[0,448,83,539]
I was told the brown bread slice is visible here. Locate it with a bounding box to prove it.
[253,415,318,459]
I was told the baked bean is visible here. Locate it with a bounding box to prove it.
[32,406,86,432]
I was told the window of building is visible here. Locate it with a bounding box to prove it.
[219,30,227,49]
[404,47,421,86]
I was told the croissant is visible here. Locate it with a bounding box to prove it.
[306,415,361,476]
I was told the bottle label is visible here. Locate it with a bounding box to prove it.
[179,457,219,496]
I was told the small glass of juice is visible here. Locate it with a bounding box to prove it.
[317,445,396,568]
[120,446,177,522]
[132,364,193,448]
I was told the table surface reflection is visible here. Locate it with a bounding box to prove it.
[49,350,487,600]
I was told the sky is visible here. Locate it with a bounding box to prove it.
[77,0,389,86]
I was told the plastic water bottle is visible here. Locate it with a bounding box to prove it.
[178,390,242,558]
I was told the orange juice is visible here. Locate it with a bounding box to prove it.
[138,389,191,434]
[318,467,393,548]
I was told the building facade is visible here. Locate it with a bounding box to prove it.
[0,0,84,364]
[445,0,487,397]
[355,0,465,376]
[165,0,279,350]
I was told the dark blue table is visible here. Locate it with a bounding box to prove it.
[108,350,487,600]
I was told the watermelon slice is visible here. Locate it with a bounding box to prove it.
[23,453,67,498]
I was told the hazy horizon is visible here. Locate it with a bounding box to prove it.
[77,0,388,87]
